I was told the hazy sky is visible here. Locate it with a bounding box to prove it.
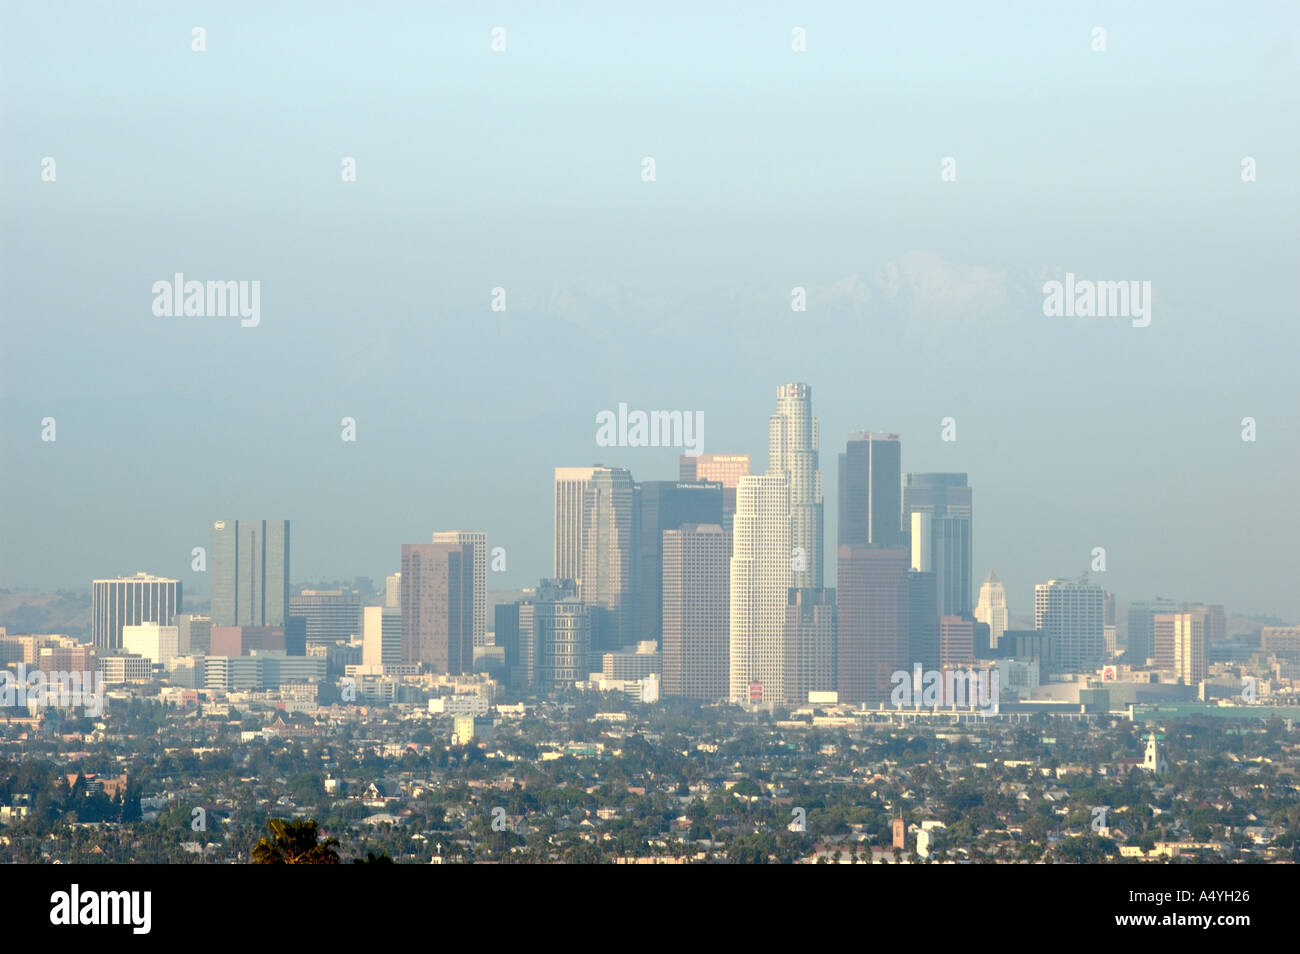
[2,2,1297,620]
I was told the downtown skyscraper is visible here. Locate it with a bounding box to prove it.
[210,519,290,628]
[662,523,729,699]
[553,466,597,584]
[729,473,791,704]
[838,431,902,548]
[769,383,823,589]
[903,474,972,619]
[837,545,909,705]
[433,530,488,648]
[635,480,723,645]
[580,466,638,652]
[400,541,475,673]
[974,571,1009,650]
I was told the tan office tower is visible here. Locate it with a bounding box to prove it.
[433,531,488,647]
[1173,608,1214,684]
[1153,612,1178,670]
[385,573,401,608]
[729,473,791,704]
[554,467,597,583]
[769,383,823,590]
[662,524,729,700]
[974,571,1009,650]
[400,542,474,673]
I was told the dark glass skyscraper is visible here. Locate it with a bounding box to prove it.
[838,432,902,548]
[210,519,290,627]
[635,480,723,645]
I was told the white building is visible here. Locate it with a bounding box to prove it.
[729,473,792,704]
[768,383,823,590]
[1035,578,1105,672]
[122,622,180,666]
[974,571,1009,650]
[433,531,488,648]
[1142,731,1168,774]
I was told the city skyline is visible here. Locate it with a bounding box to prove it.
[23,386,1280,627]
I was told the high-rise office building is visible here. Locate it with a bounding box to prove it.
[289,590,362,645]
[502,578,581,691]
[580,467,638,652]
[1173,611,1209,685]
[533,582,591,693]
[495,602,525,690]
[661,524,729,700]
[729,474,791,704]
[837,545,909,706]
[554,467,598,583]
[1186,603,1226,646]
[974,571,1009,650]
[433,531,488,648]
[902,475,972,618]
[362,605,402,667]
[784,588,837,705]
[92,573,182,651]
[769,383,823,590]
[939,616,976,668]
[906,569,940,671]
[400,542,474,673]
[1158,604,1221,676]
[210,519,290,627]
[636,481,723,644]
[1127,598,1177,664]
[838,432,902,548]
[1034,578,1104,672]
[680,453,750,538]
[385,573,402,609]
[1153,612,1177,670]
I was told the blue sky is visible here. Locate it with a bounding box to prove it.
[2,1,1298,619]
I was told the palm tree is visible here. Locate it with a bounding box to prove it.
[251,818,340,864]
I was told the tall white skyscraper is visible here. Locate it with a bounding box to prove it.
[554,466,598,583]
[1034,577,1104,672]
[768,383,823,590]
[974,571,1009,649]
[433,530,488,648]
[729,473,791,704]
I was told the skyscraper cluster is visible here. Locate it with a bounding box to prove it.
[79,381,1225,704]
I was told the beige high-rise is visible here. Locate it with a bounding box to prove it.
[433,531,488,647]
[554,467,597,583]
